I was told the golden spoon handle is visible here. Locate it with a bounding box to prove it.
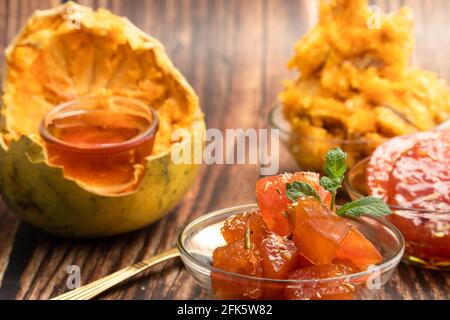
[51,247,179,300]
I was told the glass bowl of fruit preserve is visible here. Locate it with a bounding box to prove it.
[345,158,450,270]
[178,203,404,300]
[345,131,450,270]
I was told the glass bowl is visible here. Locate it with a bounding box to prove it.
[268,104,375,173]
[40,96,159,195]
[177,204,404,300]
[345,158,450,270]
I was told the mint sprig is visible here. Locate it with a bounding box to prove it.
[324,147,347,179]
[284,148,391,219]
[320,176,342,193]
[320,148,347,210]
[286,181,322,203]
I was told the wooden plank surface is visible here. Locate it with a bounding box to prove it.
[0,0,449,300]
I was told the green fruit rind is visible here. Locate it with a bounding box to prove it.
[0,2,205,238]
[0,125,203,238]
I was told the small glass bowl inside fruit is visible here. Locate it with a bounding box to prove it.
[268,104,376,173]
[177,204,404,300]
[345,158,450,270]
[40,96,159,195]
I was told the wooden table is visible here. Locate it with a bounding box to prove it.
[0,0,449,300]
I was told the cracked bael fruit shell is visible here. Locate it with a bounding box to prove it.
[0,2,204,237]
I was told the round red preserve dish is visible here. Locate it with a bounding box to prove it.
[347,130,450,269]
[387,133,450,212]
[367,131,449,211]
[366,131,437,201]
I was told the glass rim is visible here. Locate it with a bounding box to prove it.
[345,157,450,215]
[268,103,369,145]
[39,96,159,155]
[177,203,405,285]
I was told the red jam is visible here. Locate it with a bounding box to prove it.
[366,130,450,268]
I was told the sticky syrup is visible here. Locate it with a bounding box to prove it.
[41,97,158,195]
[47,111,150,146]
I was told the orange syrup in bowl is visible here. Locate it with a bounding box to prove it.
[40,96,159,196]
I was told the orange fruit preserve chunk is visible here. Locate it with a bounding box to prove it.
[336,228,382,270]
[293,199,351,265]
[285,264,356,300]
[261,233,299,279]
[256,172,331,236]
[212,240,263,299]
[221,210,269,246]
[294,198,382,269]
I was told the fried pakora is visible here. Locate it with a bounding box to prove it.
[280,0,450,171]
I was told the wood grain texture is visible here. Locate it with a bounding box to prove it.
[0,0,449,300]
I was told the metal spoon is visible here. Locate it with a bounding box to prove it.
[51,248,179,300]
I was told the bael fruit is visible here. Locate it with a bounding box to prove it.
[221,210,269,247]
[285,264,356,300]
[293,198,352,265]
[212,240,264,299]
[0,2,205,237]
[293,199,382,269]
[335,228,382,270]
[261,233,299,280]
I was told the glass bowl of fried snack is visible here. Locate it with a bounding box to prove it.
[269,104,372,172]
[345,130,450,270]
[178,150,405,300]
[274,0,450,173]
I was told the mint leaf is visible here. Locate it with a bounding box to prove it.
[320,176,342,193]
[321,148,347,210]
[336,197,391,218]
[286,181,322,203]
[324,148,347,179]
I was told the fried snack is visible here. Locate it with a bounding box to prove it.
[280,0,450,171]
